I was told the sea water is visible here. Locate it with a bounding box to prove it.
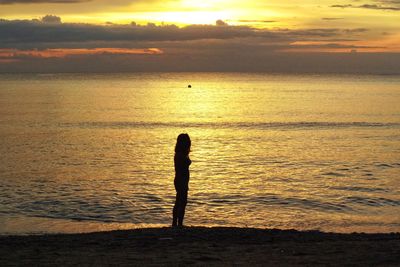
[0,73,399,234]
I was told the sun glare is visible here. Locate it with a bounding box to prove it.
[180,0,237,10]
[181,0,215,9]
[132,11,233,26]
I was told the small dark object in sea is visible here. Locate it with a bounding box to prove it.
[188,84,192,88]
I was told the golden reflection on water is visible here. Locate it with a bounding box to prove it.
[0,73,399,234]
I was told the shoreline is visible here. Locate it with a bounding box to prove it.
[1,226,399,266]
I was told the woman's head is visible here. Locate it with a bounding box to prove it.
[175,133,191,155]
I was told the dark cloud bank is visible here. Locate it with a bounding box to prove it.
[0,16,399,74]
[0,16,350,44]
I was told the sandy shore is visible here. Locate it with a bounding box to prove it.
[1,227,399,266]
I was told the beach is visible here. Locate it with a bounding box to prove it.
[2,0,400,264]
[1,227,399,266]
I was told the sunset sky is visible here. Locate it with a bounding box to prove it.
[0,0,399,73]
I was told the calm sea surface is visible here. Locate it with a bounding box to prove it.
[0,73,399,234]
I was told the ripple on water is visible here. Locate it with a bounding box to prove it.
[345,196,400,207]
[251,195,353,212]
[336,168,350,171]
[375,163,397,169]
[363,173,373,176]
[322,172,346,177]
[330,186,388,193]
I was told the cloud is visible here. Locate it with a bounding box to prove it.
[376,0,400,4]
[0,16,397,74]
[322,17,344,20]
[331,2,400,11]
[0,48,162,60]
[41,15,62,24]
[236,20,277,23]
[0,19,249,44]
[331,4,353,8]
[343,28,369,33]
[1,17,358,48]
[0,0,90,4]
[215,19,228,26]
[0,16,380,67]
[359,3,400,10]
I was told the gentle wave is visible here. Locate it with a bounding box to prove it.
[59,121,400,130]
[3,192,400,225]
[330,186,389,193]
[249,195,354,212]
[345,196,400,207]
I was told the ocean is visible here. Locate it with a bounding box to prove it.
[0,73,399,234]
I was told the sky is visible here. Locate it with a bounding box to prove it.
[0,0,399,73]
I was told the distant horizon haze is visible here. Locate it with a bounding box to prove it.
[1,52,400,74]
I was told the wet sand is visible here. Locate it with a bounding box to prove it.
[1,227,399,266]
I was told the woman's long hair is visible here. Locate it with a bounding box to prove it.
[175,133,191,155]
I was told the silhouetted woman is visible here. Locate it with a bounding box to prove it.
[172,133,191,227]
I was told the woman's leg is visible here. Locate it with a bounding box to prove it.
[177,191,188,226]
[172,192,179,227]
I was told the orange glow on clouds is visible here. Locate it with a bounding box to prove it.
[0,48,163,61]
